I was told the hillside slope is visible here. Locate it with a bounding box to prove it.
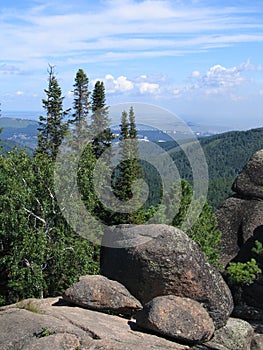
[0,117,38,149]
[169,127,263,207]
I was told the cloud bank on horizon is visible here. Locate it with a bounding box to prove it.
[0,0,263,129]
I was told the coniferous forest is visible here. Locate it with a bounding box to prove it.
[0,66,250,306]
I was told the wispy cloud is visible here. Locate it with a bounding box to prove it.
[0,0,263,71]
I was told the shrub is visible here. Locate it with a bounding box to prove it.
[227,258,261,286]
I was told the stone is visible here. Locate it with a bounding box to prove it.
[100,224,233,329]
[0,297,190,350]
[23,333,80,350]
[251,334,263,350]
[215,197,263,266]
[63,275,142,316]
[0,305,92,350]
[232,149,263,199]
[136,295,215,344]
[204,318,254,350]
[232,305,263,321]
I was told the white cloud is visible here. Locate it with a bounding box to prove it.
[202,64,244,89]
[114,76,134,92]
[101,74,134,93]
[138,82,160,94]
[93,74,161,95]
[192,70,200,78]
[16,91,24,95]
[189,60,255,95]
[170,59,258,99]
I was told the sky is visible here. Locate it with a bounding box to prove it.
[0,0,263,130]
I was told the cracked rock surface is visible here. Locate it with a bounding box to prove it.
[0,297,189,350]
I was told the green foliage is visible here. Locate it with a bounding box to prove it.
[111,107,149,224]
[187,203,222,267]
[35,327,55,338]
[72,68,90,126]
[167,127,263,208]
[162,180,222,266]
[0,148,100,305]
[36,65,70,160]
[90,81,113,159]
[252,240,263,256]
[227,258,261,286]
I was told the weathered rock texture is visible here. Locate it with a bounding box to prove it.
[216,197,263,266]
[232,149,263,199]
[100,224,233,329]
[136,295,215,344]
[204,318,254,350]
[251,334,263,350]
[0,297,189,350]
[63,275,142,316]
[216,150,263,267]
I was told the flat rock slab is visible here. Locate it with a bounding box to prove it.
[0,297,190,350]
[63,275,142,316]
[136,295,215,344]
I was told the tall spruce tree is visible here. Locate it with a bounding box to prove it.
[90,81,113,158]
[112,107,145,223]
[36,65,70,160]
[72,69,90,127]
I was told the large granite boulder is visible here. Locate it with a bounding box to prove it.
[216,149,263,267]
[0,297,189,350]
[232,149,263,199]
[216,197,263,266]
[63,275,142,316]
[100,224,233,329]
[136,295,215,344]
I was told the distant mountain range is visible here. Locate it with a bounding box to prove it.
[1,116,263,208]
[0,117,38,151]
[167,127,263,207]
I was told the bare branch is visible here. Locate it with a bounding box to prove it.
[24,208,46,225]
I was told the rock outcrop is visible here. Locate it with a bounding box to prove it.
[63,275,142,316]
[216,150,263,266]
[100,224,233,329]
[0,297,189,350]
[136,295,215,344]
[232,149,263,199]
[216,197,263,266]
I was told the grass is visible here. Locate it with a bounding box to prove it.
[17,300,42,314]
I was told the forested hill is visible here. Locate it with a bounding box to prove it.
[0,117,38,150]
[1,115,263,208]
[168,127,263,208]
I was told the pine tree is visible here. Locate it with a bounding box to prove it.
[72,69,90,127]
[112,107,145,223]
[36,65,70,160]
[90,81,113,158]
[113,110,131,201]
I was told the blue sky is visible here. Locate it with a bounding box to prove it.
[0,0,263,130]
